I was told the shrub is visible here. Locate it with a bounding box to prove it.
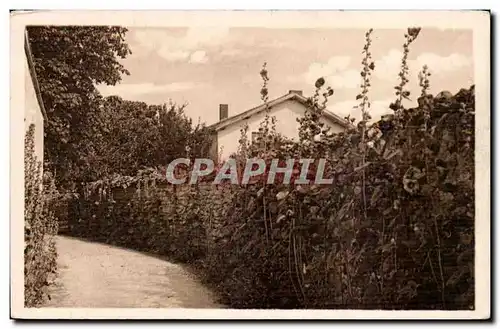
[200,28,475,309]
[62,27,474,310]
[201,86,474,310]
[24,124,59,307]
[64,169,213,264]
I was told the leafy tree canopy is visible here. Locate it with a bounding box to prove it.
[28,26,213,189]
[28,26,131,188]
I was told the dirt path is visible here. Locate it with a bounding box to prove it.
[45,235,222,308]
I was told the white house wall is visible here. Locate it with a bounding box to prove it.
[216,99,345,160]
[24,58,44,165]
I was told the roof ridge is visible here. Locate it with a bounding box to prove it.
[208,91,352,131]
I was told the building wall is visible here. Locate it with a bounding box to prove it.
[216,99,345,160]
[24,57,44,164]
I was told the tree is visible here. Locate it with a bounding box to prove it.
[94,96,214,177]
[27,26,131,188]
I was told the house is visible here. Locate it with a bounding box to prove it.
[24,29,47,164]
[208,90,351,161]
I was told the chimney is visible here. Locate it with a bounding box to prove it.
[219,104,228,121]
[289,90,303,96]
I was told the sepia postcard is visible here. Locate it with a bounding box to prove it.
[10,10,490,320]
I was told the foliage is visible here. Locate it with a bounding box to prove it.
[60,27,475,310]
[64,176,215,264]
[24,124,59,307]
[27,26,131,188]
[28,26,213,189]
[89,96,213,178]
[202,91,474,309]
[199,28,475,309]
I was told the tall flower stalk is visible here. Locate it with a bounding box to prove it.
[418,64,432,129]
[259,62,271,244]
[391,27,421,113]
[418,64,431,97]
[259,62,271,152]
[356,28,375,221]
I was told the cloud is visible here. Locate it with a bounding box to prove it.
[183,27,230,48]
[304,56,350,83]
[303,56,361,90]
[327,98,394,123]
[216,48,262,64]
[373,49,403,82]
[158,49,190,62]
[220,48,243,57]
[374,49,472,82]
[96,82,203,98]
[189,50,208,64]
[132,27,230,64]
[327,99,357,119]
[328,69,361,89]
[415,52,472,73]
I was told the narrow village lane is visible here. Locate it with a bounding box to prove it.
[45,236,222,308]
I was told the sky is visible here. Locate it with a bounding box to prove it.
[96,27,473,125]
